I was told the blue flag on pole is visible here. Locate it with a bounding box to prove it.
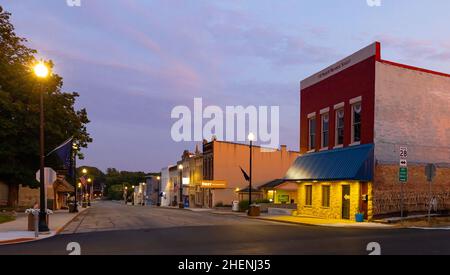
[47,137,73,176]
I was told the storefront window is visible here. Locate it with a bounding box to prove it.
[352,103,361,143]
[322,185,330,207]
[305,185,312,206]
[335,109,344,146]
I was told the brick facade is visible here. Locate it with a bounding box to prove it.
[373,164,450,217]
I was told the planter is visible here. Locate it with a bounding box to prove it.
[248,205,261,217]
[355,213,364,223]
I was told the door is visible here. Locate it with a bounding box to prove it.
[360,182,368,219]
[342,185,350,219]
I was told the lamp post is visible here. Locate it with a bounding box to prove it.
[87,177,92,206]
[34,62,50,232]
[132,185,135,205]
[142,182,146,206]
[156,176,161,207]
[81,168,88,208]
[71,143,79,213]
[178,164,184,208]
[248,133,255,209]
[124,186,128,204]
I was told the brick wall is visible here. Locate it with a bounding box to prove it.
[373,164,450,217]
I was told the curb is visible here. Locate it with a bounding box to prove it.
[252,217,396,229]
[0,208,87,246]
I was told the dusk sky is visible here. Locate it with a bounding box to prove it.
[3,0,450,173]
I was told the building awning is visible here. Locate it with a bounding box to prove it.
[258,179,297,191]
[285,144,374,182]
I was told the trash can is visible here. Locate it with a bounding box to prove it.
[232,201,239,212]
[248,204,261,217]
[355,213,364,223]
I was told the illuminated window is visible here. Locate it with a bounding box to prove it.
[322,185,330,207]
[305,185,312,206]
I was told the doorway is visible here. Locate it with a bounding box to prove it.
[342,185,350,219]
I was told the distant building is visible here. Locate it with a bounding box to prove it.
[203,140,300,208]
[286,42,450,221]
[160,167,171,206]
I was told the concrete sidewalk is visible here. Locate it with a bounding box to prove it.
[0,208,87,245]
[256,215,395,229]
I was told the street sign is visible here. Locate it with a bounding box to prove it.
[399,167,408,182]
[425,164,437,182]
[399,159,408,167]
[36,167,57,186]
[399,147,408,159]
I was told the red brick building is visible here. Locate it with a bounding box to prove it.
[286,42,450,220]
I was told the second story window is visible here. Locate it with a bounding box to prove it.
[321,113,329,149]
[308,116,316,151]
[351,102,361,143]
[335,109,344,146]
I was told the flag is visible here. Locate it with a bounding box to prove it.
[239,166,250,182]
[79,175,87,186]
[47,137,73,175]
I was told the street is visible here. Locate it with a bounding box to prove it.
[1,201,450,255]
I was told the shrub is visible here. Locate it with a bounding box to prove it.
[255,199,271,204]
[215,202,224,207]
[239,200,250,212]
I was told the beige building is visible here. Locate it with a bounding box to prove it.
[203,140,300,207]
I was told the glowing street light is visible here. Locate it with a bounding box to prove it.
[82,168,88,174]
[33,62,49,78]
[34,61,51,232]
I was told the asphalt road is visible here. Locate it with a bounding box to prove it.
[1,201,450,255]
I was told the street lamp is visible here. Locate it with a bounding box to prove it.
[142,183,146,206]
[178,164,184,209]
[156,176,161,207]
[248,132,255,212]
[71,143,79,213]
[87,177,92,206]
[34,61,50,232]
[132,185,135,205]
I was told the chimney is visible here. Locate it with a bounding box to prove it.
[280,145,287,153]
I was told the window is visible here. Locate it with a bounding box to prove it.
[351,102,361,143]
[321,113,329,149]
[308,117,316,150]
[322,186,330,207]
[335,109,344,146]
[305,185,312,206]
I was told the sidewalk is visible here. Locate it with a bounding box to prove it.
[0,208,87,245]
[257,215,395,229]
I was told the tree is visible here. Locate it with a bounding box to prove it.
[0,6,92,189]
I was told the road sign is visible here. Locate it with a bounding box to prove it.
[399,159,408,167]
[399,167,408,182]
[425,164,437,182]
[399,147,408,159]
[36,167,57,186]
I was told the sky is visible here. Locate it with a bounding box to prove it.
[3,0,450,172]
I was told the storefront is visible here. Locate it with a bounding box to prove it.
[259,179,298,204]
[285,144,374,221]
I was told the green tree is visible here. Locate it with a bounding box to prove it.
[0,6,92,188]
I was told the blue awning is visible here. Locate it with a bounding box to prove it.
[285,144,374,182]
